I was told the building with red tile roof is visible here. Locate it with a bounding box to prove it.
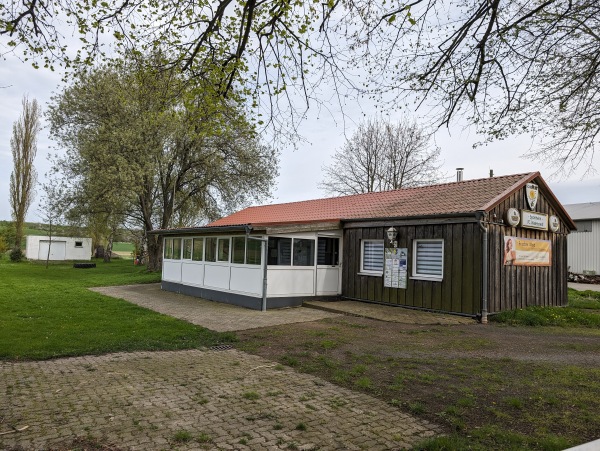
[206,172,573,229]
[154,172,575,319]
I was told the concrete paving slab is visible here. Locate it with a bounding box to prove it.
[90,284,341,332]
[569,282,600,292]
[304,300,475,325]
[0,349,442,450]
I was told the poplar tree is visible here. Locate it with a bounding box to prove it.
[9,96,40,254]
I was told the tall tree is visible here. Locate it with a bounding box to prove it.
[2,1,599,171]
[9,96,40,252]
[320,118,442,196]
[47,54,279,270]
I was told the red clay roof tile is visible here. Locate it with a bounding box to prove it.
[208,172,538,227]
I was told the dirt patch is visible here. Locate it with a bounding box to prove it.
[237,316,600,449]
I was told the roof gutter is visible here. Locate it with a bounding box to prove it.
[148,224,255,236]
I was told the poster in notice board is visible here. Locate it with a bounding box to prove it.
[384,248,408,289]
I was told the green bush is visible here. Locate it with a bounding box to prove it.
[9,248,24,262]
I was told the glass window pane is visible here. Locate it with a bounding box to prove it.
[268,237,291,265]
[246,238,262,265]
[362,240,384,272]
[317,237,339,265]
[232,236,246,264]
[293,238,315,266]
[172,238,182,260]
[182,238,192,259]
[217,238,230,262]
[192,238,204,261]
[163,238,172,259]
[205,237,217,262]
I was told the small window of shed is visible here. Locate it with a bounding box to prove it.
[75,241,83,248]
[574,220,593,233]
[413,239,444,281]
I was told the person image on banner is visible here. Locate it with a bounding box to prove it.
[504,238,516,265]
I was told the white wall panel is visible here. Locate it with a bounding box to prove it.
[316,267,340,295]
[268,268,314,296]
[229,266,263,296]
[163,261,182,282]
[181,262,205,286]
[204,264,231,290]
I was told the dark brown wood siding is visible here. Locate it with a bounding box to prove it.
[342,220,482,315]
[486,184,569,311]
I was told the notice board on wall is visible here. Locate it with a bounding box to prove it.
[384,248,408,289]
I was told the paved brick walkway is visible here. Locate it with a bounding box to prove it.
[0,349,441,450]
[90,284,341,332]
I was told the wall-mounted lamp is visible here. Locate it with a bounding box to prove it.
[386,227,398,248]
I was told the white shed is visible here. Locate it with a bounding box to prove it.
[563,202,600,275]
[25,236,93,261]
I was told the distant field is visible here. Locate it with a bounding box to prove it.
[112,242,135,253]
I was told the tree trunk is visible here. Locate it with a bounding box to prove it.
[146,234,162,271]
[103,236,113,263]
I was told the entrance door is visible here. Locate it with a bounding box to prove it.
[316,237,341,295]
[38,240,67,260]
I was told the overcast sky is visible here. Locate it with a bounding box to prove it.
[1,54,599,223]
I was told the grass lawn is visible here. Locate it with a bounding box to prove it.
[0,257,234,360]
[237,295,600,450]
[491,289,600,327]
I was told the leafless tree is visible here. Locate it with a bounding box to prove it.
[9,95,40,251]
[320,117,442,196]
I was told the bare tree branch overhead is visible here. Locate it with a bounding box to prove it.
[2,0,599,171]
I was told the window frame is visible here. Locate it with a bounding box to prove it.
[231,236,246,264]
[412,238,444,282]
[163,238,173,260]
[182,238,193,260]
[292,238,315,267]
[205,237,217,262]
[359,239,384,275]
[217,237,230,262]
[192,238,204,261]
[267,236,292,266]
[574,220,593,233]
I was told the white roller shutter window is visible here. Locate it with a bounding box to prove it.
[414,240,443,278]
[362,240,384,273]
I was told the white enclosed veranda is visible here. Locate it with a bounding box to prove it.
[161,229,342,309]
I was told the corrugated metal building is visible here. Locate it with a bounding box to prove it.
[563,202,600,275]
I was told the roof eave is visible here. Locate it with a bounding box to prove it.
[148,224,261,236]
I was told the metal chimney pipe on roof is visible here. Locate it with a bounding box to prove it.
[489,169,494,178]
[456,168,464,182]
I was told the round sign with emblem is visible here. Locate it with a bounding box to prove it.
[549,215,560,232]
[505,208,520,227]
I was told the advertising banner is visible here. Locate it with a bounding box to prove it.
[503,236,551,266]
